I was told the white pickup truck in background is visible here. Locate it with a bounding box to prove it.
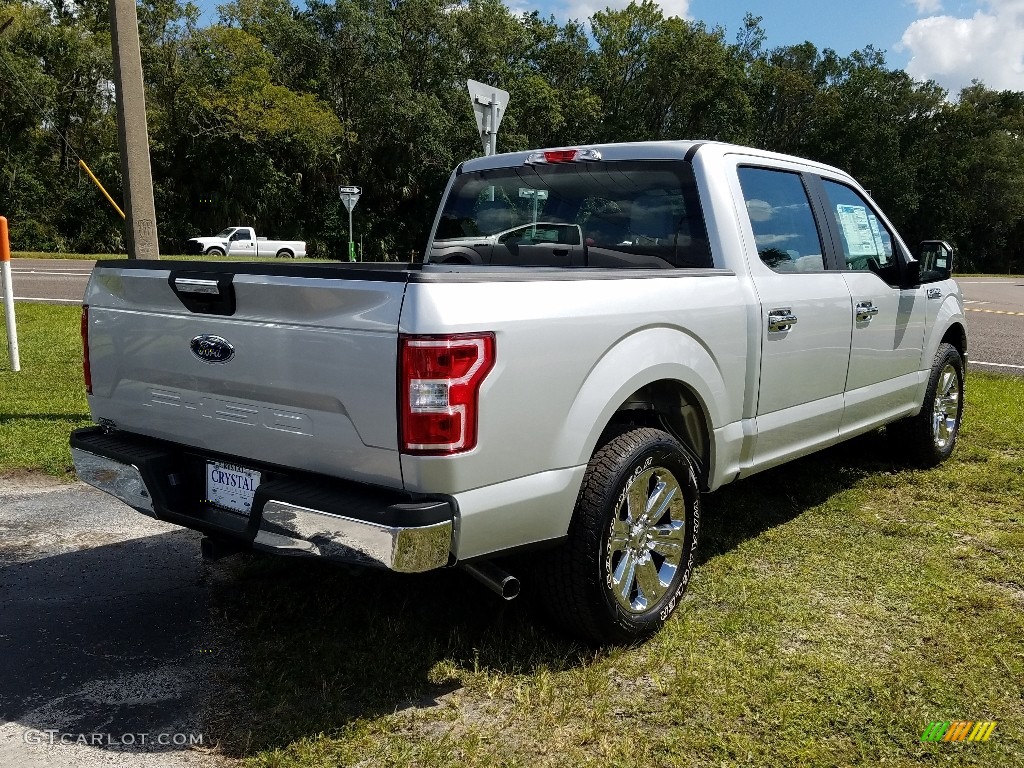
[73,141,966,644]
[184,227,306,258]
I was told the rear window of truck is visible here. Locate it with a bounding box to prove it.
[430,160,712,269]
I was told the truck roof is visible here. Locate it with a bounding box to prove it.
[459,140,849,180]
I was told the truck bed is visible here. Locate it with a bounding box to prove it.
[85,260,419,487]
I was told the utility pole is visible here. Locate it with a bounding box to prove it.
[109,0,159,259]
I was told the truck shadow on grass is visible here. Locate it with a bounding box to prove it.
[208,429,909,757]
[697,428,901,564]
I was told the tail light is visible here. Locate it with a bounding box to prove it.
[81,304,92,395]
[526,148,603,164]
[400,333,495,455]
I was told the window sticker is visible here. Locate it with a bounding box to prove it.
[866,214,887,258]
[835,204,879,257]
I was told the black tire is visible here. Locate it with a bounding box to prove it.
[889,342,964,467]
[276,249,294,259]
[205,246,225,257]
[538,427,700,645]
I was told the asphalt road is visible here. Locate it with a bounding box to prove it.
[0,478,229,768]
[4,260,94,304]
[957,277,1024,375]
[4,259,1021,374]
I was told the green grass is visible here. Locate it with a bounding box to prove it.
[0,303,90,478]
[2,306,1021,766]
[204,373,1024,768]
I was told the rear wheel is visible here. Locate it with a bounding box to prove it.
[276,249,294,259]
[539,427,700,644]
[889,342,964,466]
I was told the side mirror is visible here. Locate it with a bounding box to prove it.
[916,240,954,283]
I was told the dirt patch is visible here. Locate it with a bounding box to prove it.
[991,581,1024,604]
[0,470,78,494]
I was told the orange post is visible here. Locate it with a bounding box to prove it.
[0,215,9,261]
[1,215,21,371]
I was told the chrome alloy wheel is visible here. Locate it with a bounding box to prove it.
[606,465,688,614]
[932,363,961,449]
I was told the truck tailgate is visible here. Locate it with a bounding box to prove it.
[84,261,410,487]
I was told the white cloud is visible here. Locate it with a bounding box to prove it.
[910,0,943,14]
[562,0,690,25]
[503,0,532,14]
[900,0,1024,93]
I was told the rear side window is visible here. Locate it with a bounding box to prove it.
[431,160,712,269]
[737,167,825,273]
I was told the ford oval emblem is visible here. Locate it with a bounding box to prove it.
[190,335,235,364]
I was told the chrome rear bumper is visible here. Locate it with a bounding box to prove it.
[254,499,452,572]
[70,441,453,573]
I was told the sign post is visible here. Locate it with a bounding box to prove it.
[0,216,20,372]
[339,186,361,261]
[519,188,548,229]
[467,80,509,156]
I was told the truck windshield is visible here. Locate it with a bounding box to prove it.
[430,160,712,269]
[216,228,235,238]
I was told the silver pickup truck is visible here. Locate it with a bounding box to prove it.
[71,141,967,644]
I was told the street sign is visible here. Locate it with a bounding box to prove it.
[467,80,509,156]
[339,185,361,213]
[339,185,362,261]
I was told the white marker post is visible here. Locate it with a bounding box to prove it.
[0,216,20,372]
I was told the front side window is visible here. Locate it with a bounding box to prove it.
[431,160,712,269]
[820,180,896,272]
[737,167,825,273]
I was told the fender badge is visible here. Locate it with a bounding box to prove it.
[190,335,235,364]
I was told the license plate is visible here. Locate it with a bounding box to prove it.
[206,461,261,516]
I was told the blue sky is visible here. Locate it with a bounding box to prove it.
[198,0,1024,95]
[690,0,931,68]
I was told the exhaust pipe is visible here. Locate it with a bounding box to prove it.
[461,560,520,601]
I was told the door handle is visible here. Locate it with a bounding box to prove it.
[767,309,798,333]
[855,301,879,322]
[552,248,570,256]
